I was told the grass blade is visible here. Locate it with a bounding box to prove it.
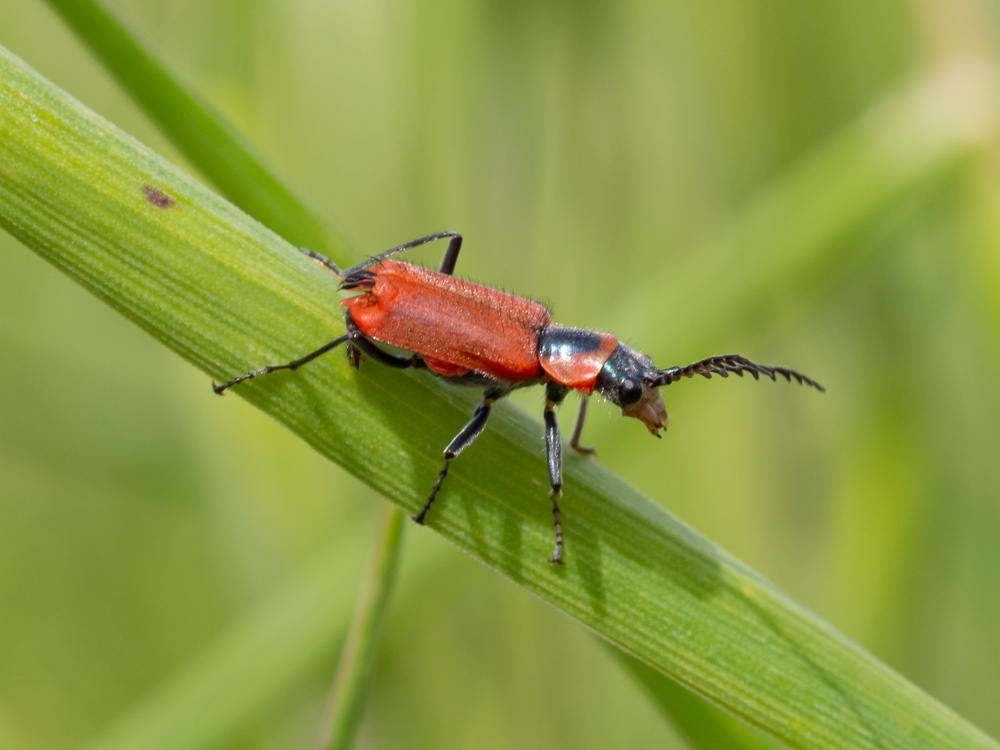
[610,646,786,750]
[318,505,405,750]
[1,44,997,750]
[44,0,347,259]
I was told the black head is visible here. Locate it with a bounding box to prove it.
[594,343,669,436]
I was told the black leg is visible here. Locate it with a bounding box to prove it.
[437,234,463,276]
[544,408,563,494]
[544,383,568,564]
[297,247,342,275]
[569,395,596,456]
[212,318,422,394]
[413,397,494,525]
[549,494,564,566]
[544,407,565,565]
[212,334,350,394]
[352,336,420,369]
[340,232,463,279]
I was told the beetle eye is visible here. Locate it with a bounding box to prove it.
[619,379,642,406]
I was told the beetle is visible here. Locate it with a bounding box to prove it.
[214,232,824,563]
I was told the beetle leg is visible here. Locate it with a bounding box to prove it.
[544,408,564,565]
[212,334,350,394]
[214,314,430,393]
[569,395,596,456]
[436,234,463,276]
[296,247,342,276]
[351,337,422,369]
[544,382,570,564]
[413,396,495,525]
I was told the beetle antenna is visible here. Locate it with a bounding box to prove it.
[338,231,462,277]
[653,354,825,392]
[296,247,343,277]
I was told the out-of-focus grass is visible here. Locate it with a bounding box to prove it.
[2,1,1000,748]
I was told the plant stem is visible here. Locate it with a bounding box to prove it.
[317,504,405,750]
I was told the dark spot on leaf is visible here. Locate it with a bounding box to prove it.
[143,185,175,208]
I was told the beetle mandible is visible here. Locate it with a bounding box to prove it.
[214,232,824,563]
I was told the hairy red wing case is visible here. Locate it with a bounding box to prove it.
[342,260,551,381]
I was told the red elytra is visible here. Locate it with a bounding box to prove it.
[343,259,552,381]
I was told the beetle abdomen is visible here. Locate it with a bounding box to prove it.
[343,260,551,381]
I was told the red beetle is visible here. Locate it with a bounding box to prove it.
[215,232,824,563]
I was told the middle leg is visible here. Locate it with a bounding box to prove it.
[544,382,570,564]
[413,392,497,525]
[569,395,596,456]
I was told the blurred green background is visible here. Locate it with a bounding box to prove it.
[2,0,1000,748]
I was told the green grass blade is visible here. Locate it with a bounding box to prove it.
[1,45,997,750]
[318,505,406,750]
[610,646,786,750]
[44,0,348,260]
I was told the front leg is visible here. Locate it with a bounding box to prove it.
[544,382,570,564]
[569,395,596,456]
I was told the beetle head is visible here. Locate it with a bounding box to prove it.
[594,342,669,436]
